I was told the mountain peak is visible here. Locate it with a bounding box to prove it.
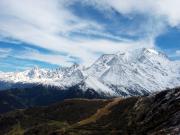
[114,48,167,63]
[140,48,168,59]
[142,48,158,54]
[71,63,79,69]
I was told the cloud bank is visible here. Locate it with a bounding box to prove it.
[0,0,180,68]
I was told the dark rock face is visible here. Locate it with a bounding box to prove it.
[0,87,179,135]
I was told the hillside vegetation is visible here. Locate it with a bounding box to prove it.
[0,87,179,135]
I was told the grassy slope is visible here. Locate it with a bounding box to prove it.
[0,99,110,135]
[0,87,179,135]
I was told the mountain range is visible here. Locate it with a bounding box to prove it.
[0,48,180,135]
[0,48,180,97]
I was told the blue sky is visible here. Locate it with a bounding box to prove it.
[0,0,180,72]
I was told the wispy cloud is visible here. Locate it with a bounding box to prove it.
[0,48,11,58]
[84,0,180,27]
[14,47,78,66]
[0,0,179,69]
[176,50,180,56]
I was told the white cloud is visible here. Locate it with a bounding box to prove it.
[0,0,179,67]
[85,0,180,27]
[0,48,11,53]
[15,51,74,66]
[176,50,180,56]
[0,0,103,34]
[0,48,11,58]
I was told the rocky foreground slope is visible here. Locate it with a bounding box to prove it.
[0,87,179,135]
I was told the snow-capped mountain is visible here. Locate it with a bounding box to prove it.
[0,48,180,97]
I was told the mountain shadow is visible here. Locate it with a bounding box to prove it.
[0,84,110,114]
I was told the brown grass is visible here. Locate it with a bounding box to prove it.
[77,98,122,126]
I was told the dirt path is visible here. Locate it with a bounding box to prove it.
[77,98,122,126]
